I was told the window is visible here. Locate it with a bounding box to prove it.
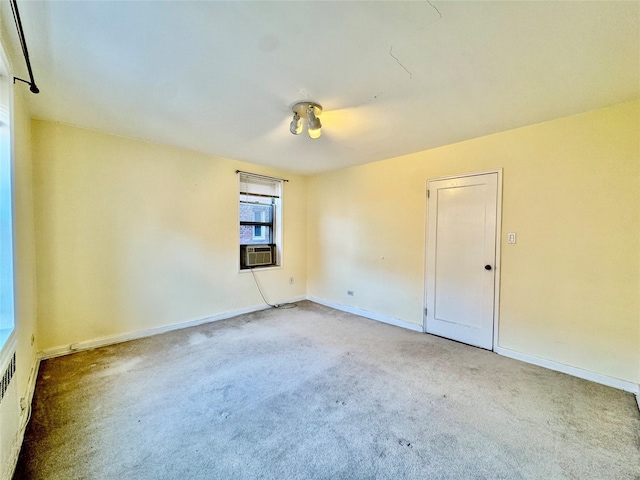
[239,172,282,269]
[0,46,14,350]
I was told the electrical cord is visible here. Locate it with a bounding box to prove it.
[250,268,297,309]
[21,397,33,432]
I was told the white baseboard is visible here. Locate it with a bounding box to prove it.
[39,298,306,360]
[495,345,639,395]
[19,354,39,425]
[307,296,424,333]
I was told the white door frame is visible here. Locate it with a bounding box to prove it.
[423,169,503,350]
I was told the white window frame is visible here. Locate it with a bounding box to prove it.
[238,172,283,271]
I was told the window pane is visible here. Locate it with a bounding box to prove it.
[240,225,272,244]
[0,60,14,347]
[240,201,273,223]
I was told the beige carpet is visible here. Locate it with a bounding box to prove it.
[13,301,640,479]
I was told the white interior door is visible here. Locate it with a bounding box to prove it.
[425,173,499,350]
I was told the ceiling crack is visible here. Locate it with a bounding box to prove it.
[426,0,442,19]
[389,46,413,79]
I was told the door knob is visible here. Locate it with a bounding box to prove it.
[485,265,492,271]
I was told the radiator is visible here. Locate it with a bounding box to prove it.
[0,352,15,401]
[0,352,19,480]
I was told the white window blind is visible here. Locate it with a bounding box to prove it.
[239,173,281,199]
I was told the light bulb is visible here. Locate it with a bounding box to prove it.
[308,127,322,139]
[307,106,322,138]
[289,113,302,135]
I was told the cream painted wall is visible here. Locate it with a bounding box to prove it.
[308,101,639,384]
[12,85,38,400]
[32,121,307,351]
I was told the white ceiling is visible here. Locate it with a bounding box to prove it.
[1,1,638,174]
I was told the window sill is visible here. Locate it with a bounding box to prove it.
[238,265,282,274]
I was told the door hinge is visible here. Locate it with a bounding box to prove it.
[424,307,428,316]
[427,189,430,198]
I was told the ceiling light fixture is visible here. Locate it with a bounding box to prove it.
[290,102,323,139]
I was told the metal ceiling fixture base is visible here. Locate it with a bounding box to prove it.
[292,102,322,119]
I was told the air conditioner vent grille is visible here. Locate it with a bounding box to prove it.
[246,245,273,267]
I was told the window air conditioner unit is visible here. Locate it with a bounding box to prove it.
[245,245,273,267]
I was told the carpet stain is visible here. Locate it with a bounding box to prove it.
[187,332,210,346]
[95,357,142,377]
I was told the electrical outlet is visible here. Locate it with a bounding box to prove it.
[507,232,517,244]
[347,290,354,296]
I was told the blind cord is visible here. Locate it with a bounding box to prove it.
[250,268,297,309]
